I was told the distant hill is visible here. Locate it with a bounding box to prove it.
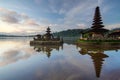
[0,34,34,37]
[0,28,119,37]
[53,29,84,37]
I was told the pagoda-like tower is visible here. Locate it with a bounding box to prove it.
[91,6,104,29]
[46,27,51,34]
[83,6,109,39]
[44,27,54,40]
[82,6,109,39]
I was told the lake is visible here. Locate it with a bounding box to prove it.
[0,38,120,80]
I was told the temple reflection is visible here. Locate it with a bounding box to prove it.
[80,49,108,78]
[77,43,120,78]
[30,44,63,58]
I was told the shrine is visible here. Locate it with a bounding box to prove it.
[30,27,63,45]
[81,6,109,40]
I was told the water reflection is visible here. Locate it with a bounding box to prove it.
[30,44,63,58]
[79,49,108,78]
[77,43,120,78]
[0,38,120,80]
[0,38,35,66]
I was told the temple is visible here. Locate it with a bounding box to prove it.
[30,27,63,45]
[43,27,54,40]
[108,29,120,39]
[82,6,109,40]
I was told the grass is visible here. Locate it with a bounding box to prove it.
[77,39,120,43]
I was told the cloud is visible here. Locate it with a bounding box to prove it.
[0,41,35,66]
[40,0,98,30]
[0,7,46,35]
[0,7,32,24]
[23,19,39,26]
[98,0,104,6]
[44,0,112,30]
[0,0,115,34]
[77,23,87,29]
[48,0,87,14]
[63,0,98,26]
[0,14,20,23]
[106,24,120,30]
[0,7,20,23]
[34,0,42,4]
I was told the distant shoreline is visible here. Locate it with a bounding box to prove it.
[0,35,34,37]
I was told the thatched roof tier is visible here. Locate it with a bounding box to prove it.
[82,6,109,35]
[91,6,104,29]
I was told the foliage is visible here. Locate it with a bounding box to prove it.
[53,29,83,37]
[77,39,120,43]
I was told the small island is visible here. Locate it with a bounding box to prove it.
[77,6,120,43]
[30,27,63,45]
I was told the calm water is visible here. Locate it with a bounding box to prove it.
[0,38,120,80]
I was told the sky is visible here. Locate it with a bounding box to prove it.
[0,0,120,35]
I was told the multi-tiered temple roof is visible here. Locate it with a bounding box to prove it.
[92,6,104,29]
[89,6,109,34]
[81,6,110,40]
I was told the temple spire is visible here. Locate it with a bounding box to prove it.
[46,27,51,34]
[91,6,104,29]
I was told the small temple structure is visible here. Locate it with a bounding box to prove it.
[30,27,63,45]
[108,30,120,39]
[42,27,54,40]
[81,6,109,40]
